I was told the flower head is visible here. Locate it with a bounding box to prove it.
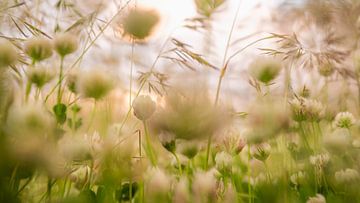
[24,37,53,62]
[333,112,356,128]
[77,69,114,100]
[249,57,282,84]
[0,39,18,68]
[132,95,156,121]
[54,33,78,57]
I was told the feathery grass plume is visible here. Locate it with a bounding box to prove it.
[333,112,356,129]
[53,33,78,57]
[151,91,230,140]
[77,69,115,100]
[119,8,160,41]
[249,57,282,84]
[26,65,55,88]
[194,0,226,18]
[24,37,53,62]
[132,95,156,121]
[245,100,289,143]
[0,39,18,68]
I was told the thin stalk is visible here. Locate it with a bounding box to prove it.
[86,100,97,132]
[57,56,64,104]
[129,38,135,108]
[247,144,252,203]
[142,120,157,166]
[172,152,183,175]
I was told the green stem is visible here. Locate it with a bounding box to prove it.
[205,136,212,170]
[172,152,183,175]
[57,56,64,104]
[142,120,157,166]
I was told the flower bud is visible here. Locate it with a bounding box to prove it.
[177,139,200,159]
[132,95,156,121]
[158,132,176,153]
[54,33,78,57]
[77,69,114,100]
[24,37,53,62]
[0,39,18,68]
[249,58,282,84]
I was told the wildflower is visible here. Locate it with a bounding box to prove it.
[132,95,156,121]
[26,65,55,88]
[192,170,217,203]
[177,139,200,159]
[0,39,18,68]
[306,194,326,203]
[290,171,306,185]
[194,0,226,17]
[318,62,335,77]
[251,143,271,162]
[145,168,171,202]
[173,177,190,203]
[121,8,160,40]
[310,153,330,167]
[77,69,114,100]
[334,168,360,184]
[151,93,229,140]
[53,33,78,57]
[215,151,233,172]
[290,97,324,122]
[24,37,53,62]
[249,57,282,84]
[333,112,356,128]
[158,132,176,153]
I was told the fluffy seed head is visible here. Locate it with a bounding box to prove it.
[26,65,55,88]
[215,151,233,172]
[335,168,359,184]
[24,37,53,62]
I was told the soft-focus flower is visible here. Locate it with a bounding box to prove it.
[77,69,114,100]
[251,143,271,162]
[120,8,160,41]
[145,168,171,202]
[290,171,306,185]
[24,37,53,62]
[194,0,226,17]
[333,112,356,128]
[318,62,335,77]
[215,151,233,172]
[54,33,78,57]
[132,95,156,121]
[173,177,190,203]
[176,139,200,159]
[249,57,282,84]
[290,97,324,122]
[310,153,330,167]
[26,65,55,88]
[323,128,351,153]
[158,132,176,153]
[334,168,360,184]
[192,170,217,203]
[306,194,326,203]
[0,39,18,68]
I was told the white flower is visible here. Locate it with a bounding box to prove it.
[335,168,360,184]
[310,153,330,167]
[304,98,324,121]
[215,151,233,172]
[333,112,356,128]
[306,194,326,203]
[132,95,156,121]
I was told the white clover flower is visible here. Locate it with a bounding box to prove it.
[334,168,360,184]
[306,194,326,203]
[215,151,233,172]
[310,153,330,167]
[333,112,356,129]
[251,143,271,162]
[290,171,306,185]
[304,98,324,121]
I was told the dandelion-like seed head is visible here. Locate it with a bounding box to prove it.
[54,33,78,57]
[77,69,114,100]
[132,95,156,121]
[333,112,356,128]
